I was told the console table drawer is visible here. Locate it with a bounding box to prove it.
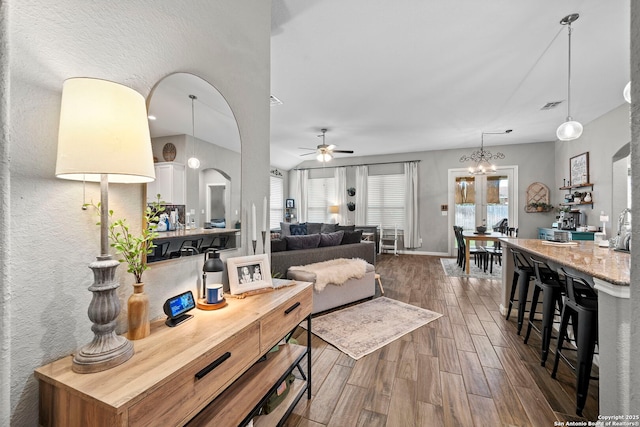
[128,322,260,426]
[260,285,312,352]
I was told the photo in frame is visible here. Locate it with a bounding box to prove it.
[285,198,295,208]
[570,152,589,185]
[227,254,273,295]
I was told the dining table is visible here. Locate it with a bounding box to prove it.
[462,230,508,274]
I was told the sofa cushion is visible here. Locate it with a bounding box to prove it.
[341,230,363,245]
[319,231,344,247]
[289,223,308,235]
[336,224,356,232]
[320,223,339,233]
[271,238,287,253]
[284,234,321,250]
[305,222,322,234]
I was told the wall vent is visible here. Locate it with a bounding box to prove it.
[270,95,283,106]
[541,101,563,110]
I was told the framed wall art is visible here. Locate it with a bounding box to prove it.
[285,198,295,208]
[570,152,589,185]
[227,254,273,295]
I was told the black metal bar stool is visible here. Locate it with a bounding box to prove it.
[507,248,534,334]
[524,258,564,366]
[551,268,598,417]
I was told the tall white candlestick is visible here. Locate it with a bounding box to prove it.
[251,203,256,241]
[262,196,267,232]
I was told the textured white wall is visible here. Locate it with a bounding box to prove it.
[3,1,270,425]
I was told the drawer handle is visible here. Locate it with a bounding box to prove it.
[195,352,231,380]
[284,302,301,315]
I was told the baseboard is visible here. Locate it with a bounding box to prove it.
[385,250,450,257]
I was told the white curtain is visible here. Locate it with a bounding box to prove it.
[294,169,308,223]
[334,167,347,224]
[355,165,368,225]
[404,161,421,248]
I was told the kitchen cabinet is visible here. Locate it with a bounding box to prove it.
[35,282,313,427]
[538,227,595,241]
[147,162,185,205]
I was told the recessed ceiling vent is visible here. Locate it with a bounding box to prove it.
[270,95,283,106]
[541,101,563,110]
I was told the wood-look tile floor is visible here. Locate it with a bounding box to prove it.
[285,254,599,427]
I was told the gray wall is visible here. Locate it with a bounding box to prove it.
[1,1,271,425]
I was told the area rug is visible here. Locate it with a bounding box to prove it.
[440,257,502,279]
[304,297,442,360]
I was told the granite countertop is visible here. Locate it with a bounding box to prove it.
[500,238,630,286]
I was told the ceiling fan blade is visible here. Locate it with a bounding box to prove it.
[300,152,316,156]
[298,147,316,151]
[332,150,354,154]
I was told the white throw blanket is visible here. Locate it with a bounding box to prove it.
[289,258,368,292]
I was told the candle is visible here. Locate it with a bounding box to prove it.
[251,203,256,241]
[262,196,267,232]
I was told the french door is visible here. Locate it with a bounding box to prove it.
[447,166,518,255]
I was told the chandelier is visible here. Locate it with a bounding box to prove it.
[459,130,511,175]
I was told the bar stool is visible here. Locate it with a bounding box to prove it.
[551,268,598,417]
[507,248,534,335]
[524,258,564,366]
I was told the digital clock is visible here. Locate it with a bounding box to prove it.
[163,290,196,327]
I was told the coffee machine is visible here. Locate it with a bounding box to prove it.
[558,210,583,230]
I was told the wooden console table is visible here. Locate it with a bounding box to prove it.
[35,282,313,426]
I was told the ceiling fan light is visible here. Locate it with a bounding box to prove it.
[556,120,583,141]
[624,81,631,103]
[317,152,332,162]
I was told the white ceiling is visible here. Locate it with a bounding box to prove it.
[269,0,630,170]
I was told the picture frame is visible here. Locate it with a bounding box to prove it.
[285,198,295,208]
[569,152,589,185]
[227,254,273,295]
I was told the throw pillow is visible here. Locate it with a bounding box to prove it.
[320,223,339,233]
[305,222,322,235]
[270,238,287,253]
[280,222,292,237]
[340,230,363,245]
[319,231,344,247]
[284,234,321,250]
[336,224,356,232]
[289,223,308,235]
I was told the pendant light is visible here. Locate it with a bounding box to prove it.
[187,94,201,169]
[556,13,583,141]
[624,81,631,104]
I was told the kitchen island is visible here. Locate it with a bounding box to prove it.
[499,238,631,417]
[151,228,241,261]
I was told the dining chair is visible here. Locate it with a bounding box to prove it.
[379,224,398,256]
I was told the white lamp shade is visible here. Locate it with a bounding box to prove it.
[624,81,631,104]
[329,205,339,214]
[556,120,583,141]
[56,78,155,183]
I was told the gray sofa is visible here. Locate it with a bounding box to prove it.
[270,242,377,314]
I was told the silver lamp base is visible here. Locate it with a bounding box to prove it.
[72,256,134,373]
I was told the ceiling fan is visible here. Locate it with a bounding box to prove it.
[299,128,354,162]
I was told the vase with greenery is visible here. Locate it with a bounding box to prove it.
[89,194,165,339]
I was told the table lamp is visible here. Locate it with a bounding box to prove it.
[55,78,155,373]
[198,249,225,309]
[329,205,339,223]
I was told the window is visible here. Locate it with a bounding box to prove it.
[307,177,335,223]
[367,174,405,229]
[269,175,283,229]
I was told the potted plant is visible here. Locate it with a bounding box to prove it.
[88,194,165,339]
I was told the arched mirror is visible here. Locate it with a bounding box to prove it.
[146,73,241,259]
